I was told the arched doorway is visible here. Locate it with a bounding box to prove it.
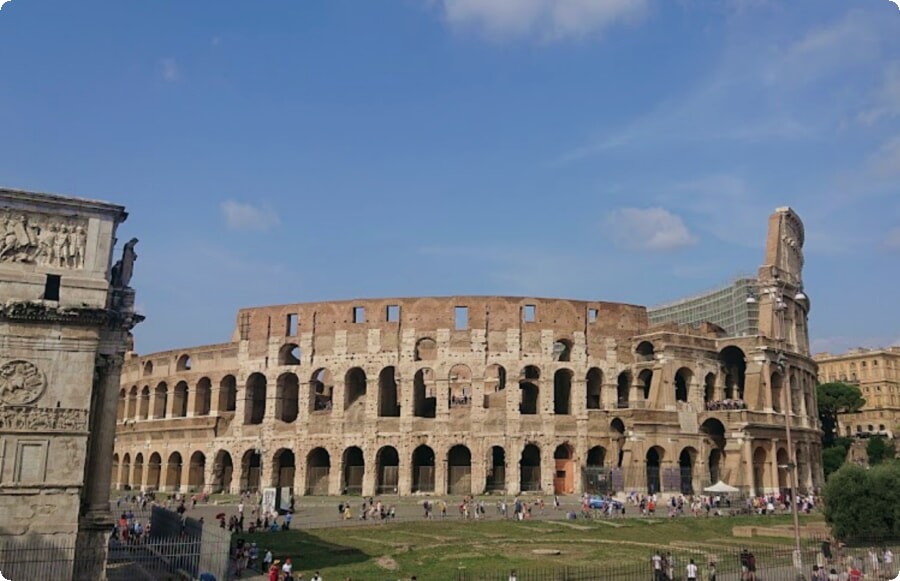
[719,346,747,400]
[306,448,331,495]
[139,386,150,419]
[675,368,692,403]
[276,373,299,423]
[133,454,144,490]
[342,447,365,495]
[617,372,631,408]
[611,418,626,468]
[584,446,607,494]
[344,368,367,411]
[483,365,507,409]
[586,368,603,409]
[112,454,120,489]
[218,375,237,412]
[376,446,399,494]
[486,446,506,492]
[777,448,790,493]
[188,452,206,492]
[520,444,541,492]
[646,447,663,494]
[447,445,472,494]
[212,450,233,493]
[172,381,188,417]
[414,368,437,418]
[195,378,212,416]
[121,454,131,490]
[412,445,435,493]
[242,450,261,492]
[153,383,168,419]
[147,453,161,490]
[753,447,768,496]
[638,369,653,400]
[679,448,696,494]
[310,369,333,412]
[553,444,575,495]
[244,373,267,425]
[165,452,183,491]
[378,366,401,417]
[771,371,784,412]
[273,449,296,488]
[704,373,716,404]
[519,366,540,415]
[449,365,473,409]
[554,369,573,415]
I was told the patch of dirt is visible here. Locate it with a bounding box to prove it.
[376,555,399,570]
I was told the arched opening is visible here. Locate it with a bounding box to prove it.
[411,445,435,493]
[617,372,630,408]
[376,446,399,494]
[448,364,472,408]
[700,418,726,450]
[218,375,237,412]
[276,372,299,423]
[344,367,367,411]
[152,382,168,419]
[752,447,768,496]
[147,453,162,491]
[483,364,507,409]
[279,343,301,366]
[553,443,575,495]
[139,386,150,420]
[584,446,608,494]
[679,448,696,494]
[128,386,138,420]
[121,454,131,489]
[636,341,655,362]
[176,354,192,372]
[486,446,506,492]
[133,454,144,490]
[611,417,626,436]
[342,447,365,495]
[244,373,267,425]
[771,371,784,412]
[776,448,790,492]
[552,339,573,362]
[273,449,296,488]
[378,366,401,417]
[520,444,542,492]
[117,389,127,421]
[310,368,334,412]
[553,369,572,415]
[188,451,206,492]
[790,374,801,415]
[675,368,692,403]
[447,445,472,494]
[195,378,212,416]
[212,450,233,493]
[719,346,747,400]
[242,449,262,492]
[172,381,188,417]
[519,364,541,415]
[587,446,606,466]
[796,447,809,493]
[165,452,183,491]
[414,337,437,361]
[586,368,603,410]
[704,373,716,404]
[413,368,436,418]
[708,449,724,485]
[638,369,653,400]
[646,447,663,494]
[143,361,153,376]
[306,448,330,495]
[112,454,120,489]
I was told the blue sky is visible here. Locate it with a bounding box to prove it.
[1,0,899,355]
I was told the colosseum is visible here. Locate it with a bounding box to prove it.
[112,208,824,498]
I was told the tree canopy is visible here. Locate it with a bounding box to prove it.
[817,382,865,447]
[823,461,900,540]
[867,436,896,466]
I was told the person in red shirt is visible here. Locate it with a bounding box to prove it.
[848,565,862,581]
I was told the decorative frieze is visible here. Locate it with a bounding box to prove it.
[0,360,46,406]
[0,210,88,269]
[0,406,89,433]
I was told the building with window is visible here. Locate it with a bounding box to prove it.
[814,347,900,439]
[649,278,760,337]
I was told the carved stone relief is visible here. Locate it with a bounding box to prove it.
[0,406,89,432]
[0,360,46,406]
[0,209,88,269]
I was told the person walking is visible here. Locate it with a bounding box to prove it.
[687,559,698,581]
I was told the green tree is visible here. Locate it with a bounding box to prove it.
[817,382,865,447]
[823,446,849,478]
[866,436,896,466]
[823,461,900,539]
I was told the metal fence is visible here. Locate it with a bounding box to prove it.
[0,536,83,580]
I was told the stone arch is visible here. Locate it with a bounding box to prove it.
[121,453,131,489]
[310,368,334,412]
[486,446,506,492]
[616,371,631,408]
[117,389,127,421]
[447,445,472,495]
[276,372,300,423]
[553,443,575,495]
[708,448,724,485]
[638,369,653,400]
[700,418,726,450]
[646,446,664,494]
[342,446,365,495]
[241,449,262,492]
[752,446,768,496]
[278,343,301,366]
[244,373,267,425]
[172,381,188,417]
[679,447,697,494]
[112,453,120,489]
[188,451,206,492]
[520,444,542,492]
[212,450,233,493]
[610,417,626,436]
[449,364,472,408]
[378,366,401,417]
[218,375,237,412]
[165,452,183,491]
[675,367,692,403]
[587,446,606,467]
[483,364,507,409]
[519,366,540,415]
[553,369,573,415]
[139,385,150,419]
[273,449,296,488]
[414,337,437,361]
[143,360,153,377]
[584,445,607,494]
[375,446,400,494]
[133,453,145,490]
[413,368,436,418]
[344,367,367,411]
[147,452,162,490]
[412,445,436,493]
[176,354,192,372]
[704,372,716,404]
[195,377,212,416]
[636,341,655,361]
[719,346,747,399]
[771,371,784,412]
[586,368,603,410]
[306,448,331,495]
[776,448,790,491]
[152,382,168,419]
[553,339,573,362]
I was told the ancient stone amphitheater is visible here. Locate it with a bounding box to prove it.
[113,208,823,498]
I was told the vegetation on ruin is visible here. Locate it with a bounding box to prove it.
[816,382,865,448]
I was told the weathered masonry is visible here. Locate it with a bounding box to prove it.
[114,208,822,498]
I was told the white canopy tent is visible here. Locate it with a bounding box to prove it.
[703,480,740,494]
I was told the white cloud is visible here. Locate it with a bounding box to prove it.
[220,200,280,231]
[159,58,179,83]
[606,207,697,251]
[869,136,900,176]
[435,0,649,42]
[884,227,900,251]
[859,62,900,124]
[0,0,14,11]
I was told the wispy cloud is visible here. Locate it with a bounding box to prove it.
[220,200,280,232]
[433,0,648,42]
[159,58,179,83]
[884,227,900,251]
[869,136,900,176]
[858,62,900,124]
[606,207,697,252]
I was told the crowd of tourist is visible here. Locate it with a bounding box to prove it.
[705,399,748,411]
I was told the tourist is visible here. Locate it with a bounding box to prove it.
[282,557,294,580]
[652,551,663,581]
[263,547,273,572]
[708,561,717,581]
[687,559,698,581]
[508,570,518,581]
[311,571,323,581]
[268,560,280,581]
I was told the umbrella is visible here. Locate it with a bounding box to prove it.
[215,512,226,519]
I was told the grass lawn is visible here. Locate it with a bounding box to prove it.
[240,514,825,580]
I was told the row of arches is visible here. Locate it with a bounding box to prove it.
[118,376,237,421]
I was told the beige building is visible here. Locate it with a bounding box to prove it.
[0,187,140,580]
[114,207,822,498]
[815,347,900,439]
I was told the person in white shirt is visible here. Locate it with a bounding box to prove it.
[687,559,698,581]
[508,570,518,581]
[311,572,323,581]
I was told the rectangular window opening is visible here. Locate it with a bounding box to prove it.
[353,306,366,324]
[386,305,400,322]
[588,308,598,323]
[455,306,469,330]
[524,304,536,322]
[286,313,298,336]
[43,274,61,302]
